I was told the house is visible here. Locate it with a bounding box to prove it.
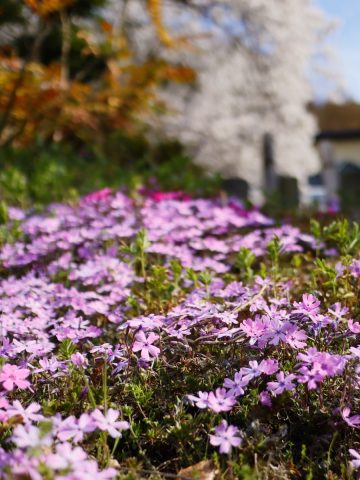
[222,103,360,209]
[307,102,360,209]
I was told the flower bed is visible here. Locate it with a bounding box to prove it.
[0,190,359,479]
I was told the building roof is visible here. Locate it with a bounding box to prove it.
[310,102,360,142]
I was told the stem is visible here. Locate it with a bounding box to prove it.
[232,284,267,313]
[110,437,120,456]
[327,430,338,472]
[103,361,108,414]
[84,375,97,408]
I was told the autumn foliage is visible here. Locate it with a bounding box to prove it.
[0,0,195,149]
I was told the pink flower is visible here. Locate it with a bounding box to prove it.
[267,372,296,395]
[8,401,43,424]
[328,302,348,320]
[207,388,236,413]
[293,293,320,317]
[209,420,242,454]
[187,391,210,409]
[82,188,112,204]
[0,364,30,391]
[342,408,360,429]
[132,331,160,362]
[297,366,324,390]
[149,191,191,202]
[46,442,88,470]
[284,324,307,349]
[12,424,52,448]
[57,413,96,443]
[348,319,360,334]
[240,360,262,382]
[223,372,248,397]
[0,396,9,421]
[349,449,360,469]
[259,391,272,407]
[70,352,88,368]
[259,358,279,375]
[91,408,129,438]
[240,316,267,345]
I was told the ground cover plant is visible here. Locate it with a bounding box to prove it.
[0,188,359,479]
[0,139,220,208]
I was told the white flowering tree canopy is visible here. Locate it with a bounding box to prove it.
[108,0,339,202]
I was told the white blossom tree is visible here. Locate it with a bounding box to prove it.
[108,0,338,202]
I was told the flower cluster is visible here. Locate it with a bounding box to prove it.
[0,189,358,478]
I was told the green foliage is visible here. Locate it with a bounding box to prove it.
[323,219,360,256]
[0,138,220,207]
[235,247,255,281]
[58,339,77,360]
[311,218,360,256]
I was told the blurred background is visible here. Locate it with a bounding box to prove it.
[0,0,359,213]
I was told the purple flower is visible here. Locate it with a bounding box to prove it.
[240,361,262,382]
[342,408,360,429]
[348,319,360,334]
[297,366,324,390]
[187,391,210,409]
[0,364,31,391]
[350,259,360,278]
[292,294,320,318]
[297,347,320,364]
[264,318,290,346]
[207,388,236,413]
[349,449,360,469]
[91,408,129,438]
[132,331,160,362]
[57,413,96,443]
[7,401,43,424]
[209,420,242,454]
[12,424,52,449]
[70,352,88,368]
[223,372,248,397]
[46,442,88,470]
[259,391,272,407]
[267,372,296,395]
[34,356,65,375]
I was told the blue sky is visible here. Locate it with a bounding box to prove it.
[316,0,360,100]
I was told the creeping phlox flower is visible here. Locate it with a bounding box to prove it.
[56,409,129,442]
[349,449,360,470]
[296,348,347,390]
[7,401,43,424]
[0,189,358,473]
[0,364,31,391]
[91,408,130,438]
[348,319,360,334]
[7,423,118,479]
[70,352,88,368]
[209,420,243,454]
[267,372,296,396]
[207,388,237,413]
[0,405,129,479]
[189,358,280,412]
[342,408,360,429]
[132,330,160,362]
